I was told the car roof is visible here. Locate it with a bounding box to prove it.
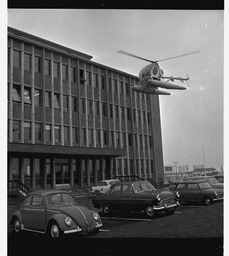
[112,180,150,185]
[175,180,209,184]
[99,179,119,182]
[27,189,71,197]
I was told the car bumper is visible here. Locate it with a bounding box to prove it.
[213,197,223,202]
[153,202,180,211]
[64,223,102,234]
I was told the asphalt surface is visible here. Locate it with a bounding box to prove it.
[7,195,224,256]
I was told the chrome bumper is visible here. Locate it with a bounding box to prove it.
[153,202,180,211]
[64,223,102,234]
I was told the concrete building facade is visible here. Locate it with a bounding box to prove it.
[7,27,164,191]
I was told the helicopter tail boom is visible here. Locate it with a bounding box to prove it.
[132,85,171,95]
[145,79,186,90]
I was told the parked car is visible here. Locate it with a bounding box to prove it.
[170,180,223,205]
[92,180,180,217]
[185,176,223,189]
[91,179,120,194]
[10,190,102,238]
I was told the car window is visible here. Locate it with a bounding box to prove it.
[187,184,199,190]
[177,184,187,190]
[199,182,212,189]
[110,185,121,194]
[121,184,133,194]
[207,178,218,185]
[62,193,75,203]
[133,182,156,193]
[31,196,45,208]
[22,196,31,207]
[98,181,108,186]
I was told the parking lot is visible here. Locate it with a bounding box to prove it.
[8,198,223,256]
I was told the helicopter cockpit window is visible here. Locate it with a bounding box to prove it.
[152,65,159,75]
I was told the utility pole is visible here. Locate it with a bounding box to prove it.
[202,146,206,176]
[173,161,179,180]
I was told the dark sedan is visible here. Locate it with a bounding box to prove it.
[10,190,102,238]
[170,180,223,205]
[92,180,180,217]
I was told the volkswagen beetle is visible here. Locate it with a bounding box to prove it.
[10,190,102,238]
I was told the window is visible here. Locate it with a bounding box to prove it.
[127,108,131,121]
[96,130,101,146]
[63,95,69,111]
[134,134,138,148]
[72,127,79,144]
[115,105,119,120]
[86,71,91,86]
[95,101,100,116]
[81,98,85,113]
[34,89,42,107]
[45,92,51,108]
[177,184,187,190]
[113,79,118,93]
[143,111,146,123]
[54,125,61,142]
[54,94,60,109]
[88,129,94,145]
[13,120,21,140]
[13,50,21,68]
[24,122,31,140]
[45,124,51,142]
[88,100,93,115]
[109,104,113,118]
[138,110,141,123]
[119,81,124,94]
[102,103,107,117]
[187,184,199,190]
[103,130,108,145]
[149,136,153,148]
[116,132,120,146]
[53,62,60,78]
[110,131,114,146]
[24,53,31,71]
[62,64,68,80]
[24,87,32,104]
[31,196,45,208]
[108,78,112,91]
[72,97,78,112]
[122,132,126,148]
[80,69,85,84]
[12,85,21,102]
[64,126,69,143]
[45,59,51,76]
[71,67,76,82]
[128,133,132,147]
[93,73,98,88]
[121,107,125,120]
[125,82,130,96]
[35,56,41,73]
[110,185,121,194]
[147,112,151,124]
[133,109,136,122]
[81,128,87,144]
[100,75,105,89]
[35,123,42,141]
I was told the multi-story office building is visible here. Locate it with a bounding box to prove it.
[7,26,164,191]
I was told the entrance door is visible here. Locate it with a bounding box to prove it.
[55,163,70,185]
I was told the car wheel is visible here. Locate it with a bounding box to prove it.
[102,205,111,214]
[203,197,212,206]
[49,222,62,238]
[13,218,21,234]
[145,205,154,217]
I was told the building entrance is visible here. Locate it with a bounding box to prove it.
[55,162,70,185]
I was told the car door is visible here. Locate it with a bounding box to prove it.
[186,183,202,203]
[118,184,136,211]
[25,195,46,231]
[176,183,187,202]
[105,184,122,210]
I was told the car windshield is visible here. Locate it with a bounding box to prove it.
[47,193,75,206]
[133,181,156,193]
[198,182,212,190]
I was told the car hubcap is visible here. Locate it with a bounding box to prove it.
[205,198,211,205]
[14,219,20,233]
[146,206,154,216]
[51,224,59,238]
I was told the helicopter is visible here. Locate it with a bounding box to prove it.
[117,50,199,95]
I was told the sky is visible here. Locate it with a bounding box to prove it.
[7,9,225,171]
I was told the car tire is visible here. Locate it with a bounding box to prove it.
[145,205,155,218]
[48,222,63,238]
[13,217,21,234]
[102,205,111,214]
[203,197,212,206]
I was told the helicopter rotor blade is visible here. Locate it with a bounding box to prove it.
[117,50,156,63]
[155,51,200,63]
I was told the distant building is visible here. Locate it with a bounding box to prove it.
[7,27,165,192]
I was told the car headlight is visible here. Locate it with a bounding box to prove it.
[176,191,180,198]
[65,216,74,226]
[93,212,100,222]
[156,194,161,201]
[214,191,218,196]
